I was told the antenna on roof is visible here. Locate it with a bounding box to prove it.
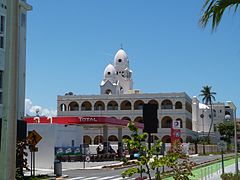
[120,43,123,49]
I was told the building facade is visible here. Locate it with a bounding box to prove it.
[57,49,197,144]
[192,96,237,143]
[0,0,31,120]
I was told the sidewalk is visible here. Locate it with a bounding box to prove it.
[208,162,240,180]
[189,159,240,180]
[24,161,122,177]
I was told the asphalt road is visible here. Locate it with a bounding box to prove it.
[64,154,234,180]
[65,168,138,180]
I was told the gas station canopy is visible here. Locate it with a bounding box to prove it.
[25,116,144,129]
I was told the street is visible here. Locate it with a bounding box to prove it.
[63,154,234,179]
[65,168,138,180]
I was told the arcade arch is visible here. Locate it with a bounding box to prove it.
[134,116,143,123]
[83,135,92,145]
[108,135,118,142]
[148,100,159,108]
[121,117,131,121]
[161,99,173,109]
[162,135,171,143]
[94,101,105,110]
[107,101,118,110]
[68,101,79,111]
[161,116,173,128]
[94,135,103,144]
[120,100,132,110]
[81,101,92,111]
[134,100,144,110]
[175,101,182,109]
[60,103,67,111]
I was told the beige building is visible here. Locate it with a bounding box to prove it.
[192,97,237,143]
[57,49,197,144]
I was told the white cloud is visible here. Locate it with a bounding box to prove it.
[25,98,57,117]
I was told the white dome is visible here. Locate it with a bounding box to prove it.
[114,49,128,67]
[104,64,116,79]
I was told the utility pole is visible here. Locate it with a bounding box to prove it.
[0,0,19,179]
[227,101,238,176]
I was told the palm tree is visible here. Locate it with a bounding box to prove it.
[199,85,216,140]
[200,0,240,31]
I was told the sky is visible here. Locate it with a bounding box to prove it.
[25,0,240,117]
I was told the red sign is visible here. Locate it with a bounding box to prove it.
[171,128,181,143]
[24,116,144,129]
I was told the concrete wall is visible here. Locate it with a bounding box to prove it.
[27,124,83,169]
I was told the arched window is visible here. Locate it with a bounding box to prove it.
[83,135,92,145]
[105,89,112,95]
[161,116,173,128]
[94,135,103,144]
[120,100,132,110]
[175,101,182,109]
[107,101,118,110]
[121,117,131,121]
[94,101,105,110]
[68,101,79,111]
[148,100,159,109]
[134,116,143,123]
[225,111,231,115]
[60,103,67,111]
[81,101,92,111]
[162,135,171,143]
[108,135,118,142]
[213,109,216,117]
[161,99,173,109]
[176,118,183,128]
[134,100,144,110]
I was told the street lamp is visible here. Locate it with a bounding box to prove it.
[219,135,226,174]
[225,114,238,176]
[200,113,205,154]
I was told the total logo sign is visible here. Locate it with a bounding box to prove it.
[80,117,97,122]
[172,121,181,129]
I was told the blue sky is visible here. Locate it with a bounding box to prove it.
[26,0,240,117]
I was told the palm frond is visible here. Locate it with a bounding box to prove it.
[234,3,239,12]
[200,0,240,31]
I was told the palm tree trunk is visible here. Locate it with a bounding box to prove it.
[207,102,214,141]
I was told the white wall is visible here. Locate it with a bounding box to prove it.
[27,124,83,169]
[27,124,56,169]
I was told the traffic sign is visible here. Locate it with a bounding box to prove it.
[85,155,91,162]
[28,130,42,146]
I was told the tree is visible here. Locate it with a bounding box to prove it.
[121,122,194,180]
[160,141,194,180]
[121,122,160,180]
[217,121,235,150]
[16,140,30,179]
[200,0,240,31]
[199,85,216,141]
